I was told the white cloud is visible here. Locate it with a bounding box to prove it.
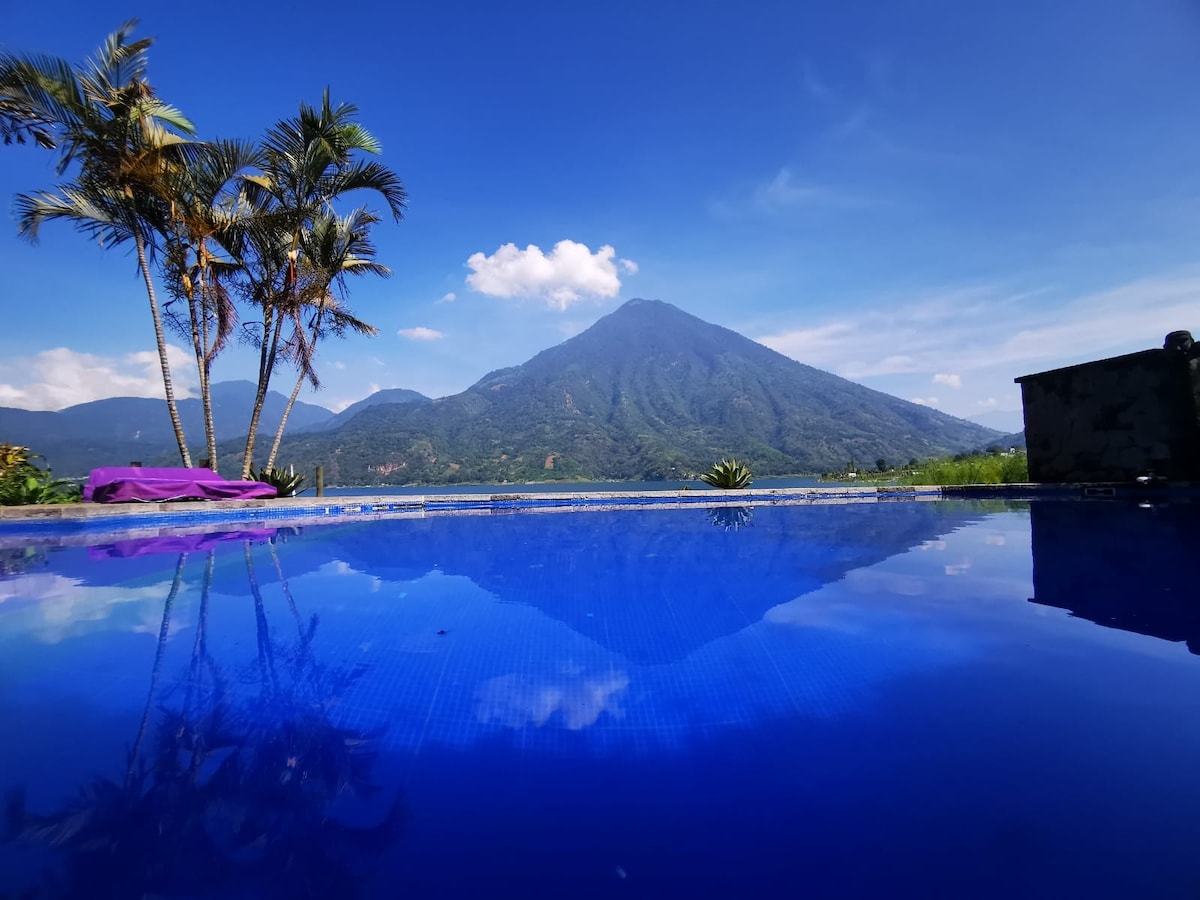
[755,274,1200,416]
[0,345,196,411]
[710,166,869,220]
[910,397,940,406]
[756,285,1019,379]
[619,259,639,275]
[977,397,998,408]
[331,360,346,370]
[465,240,634,309]
[933,373,962,388]
[753,167,829,211]
[398,326,446,341]
[438,292,457,303]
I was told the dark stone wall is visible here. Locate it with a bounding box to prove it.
[1017,349,1200,482]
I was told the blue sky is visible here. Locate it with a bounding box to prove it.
[3,0,1200,433]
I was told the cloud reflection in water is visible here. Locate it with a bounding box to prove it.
[476,666,629,730]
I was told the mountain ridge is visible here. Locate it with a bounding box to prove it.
[0,382,335,474]
[257,298,1002,484]
[322,388,430,431]
[6,299,1005,480]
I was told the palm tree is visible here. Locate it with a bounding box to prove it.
[236,90,405,479]
[5,22,199,466]
[0,49,57,148]
[263,208,388,471]
[161,139,259,471]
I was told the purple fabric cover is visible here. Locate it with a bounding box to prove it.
[87,528,279,559]
[83,467,278,503]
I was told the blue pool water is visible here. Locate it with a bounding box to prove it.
[1,499,1199,898]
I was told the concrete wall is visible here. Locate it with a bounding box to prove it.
[1016,347,1200,483]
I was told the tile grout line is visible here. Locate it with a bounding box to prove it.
[411,646,454,760]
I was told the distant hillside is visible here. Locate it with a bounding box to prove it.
[0,381,335,475]
[322,388,430,431]
[260,299,1002,485]
[990,431,1027,451]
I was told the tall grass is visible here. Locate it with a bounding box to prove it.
[899,452,1028,486]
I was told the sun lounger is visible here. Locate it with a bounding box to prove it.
[83,466,278,503]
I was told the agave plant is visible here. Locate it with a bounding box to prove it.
[699,459,753,490]
[254,465,306,497]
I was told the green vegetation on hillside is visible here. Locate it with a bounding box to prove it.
[821,446,1027,486]
[898,449,1028,485]
[247,300,1004,486]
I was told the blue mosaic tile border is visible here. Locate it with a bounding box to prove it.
[0,487,943,539]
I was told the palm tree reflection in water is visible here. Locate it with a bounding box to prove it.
[3,534,402,899]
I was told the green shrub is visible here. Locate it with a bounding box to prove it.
[699,459,753,489]
[899,451,1028,486]
[0,444,81,505]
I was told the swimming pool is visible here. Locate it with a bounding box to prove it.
[1,498,1198,897]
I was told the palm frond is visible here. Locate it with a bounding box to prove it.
[337,122,382,155]
[0,51,78,151]
[14,184,136,247]
[320,159,406,220]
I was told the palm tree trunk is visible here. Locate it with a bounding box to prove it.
[185,279,217,473]
[196,244,220,471]
[136,230,192,467]
[264,370,305,472]
[265,306,325,472]
[201,363,217,471]
[241,305,281,479]
[199,285,218,472]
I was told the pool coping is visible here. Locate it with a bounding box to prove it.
[0,484,934,529]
